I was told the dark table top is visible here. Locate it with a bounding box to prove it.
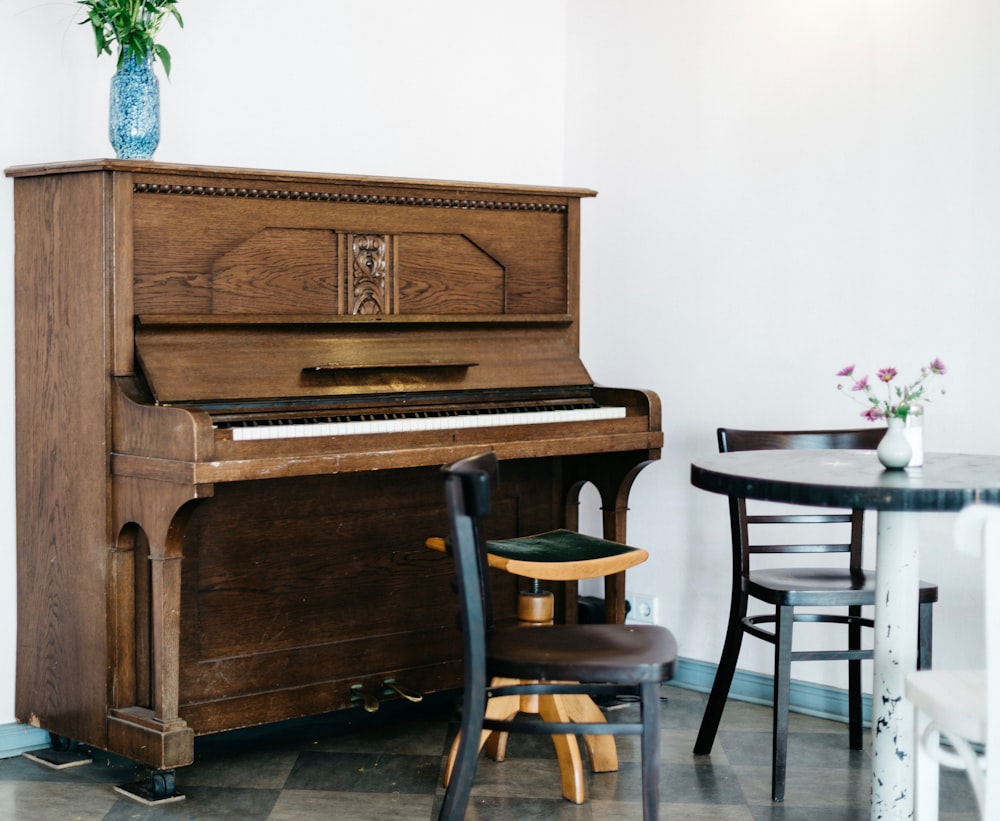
[690,450,1000,511]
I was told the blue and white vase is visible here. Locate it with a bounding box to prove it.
[109,52,160,160]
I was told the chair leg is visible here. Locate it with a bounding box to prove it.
[537,694,586,803]
[772,604,793,802]
[562,693,619,772]
[694,610,745,754]
[917,601,933,670]
[439,684,487,821]
[640,681,661,821]
[848,604,863,750]
[913,706,940,820]
[443,679,606,804]
[442,678,520,785]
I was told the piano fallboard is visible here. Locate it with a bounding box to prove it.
[133,321,594,404]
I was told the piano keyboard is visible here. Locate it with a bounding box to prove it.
[221,404,627,441]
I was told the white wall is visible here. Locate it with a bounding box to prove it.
[1,0,996,727]
[567,1,1000,686]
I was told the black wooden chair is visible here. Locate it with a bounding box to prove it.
[426,527,650,803]
[692,427,939,801]
[437,451,678,821]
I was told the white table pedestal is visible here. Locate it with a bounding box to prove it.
[872,510,921,820]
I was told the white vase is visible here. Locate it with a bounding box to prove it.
[878,416,912,470]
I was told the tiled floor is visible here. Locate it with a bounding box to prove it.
[0,684,978,820]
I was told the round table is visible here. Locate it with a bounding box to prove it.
[690,450,1000,820]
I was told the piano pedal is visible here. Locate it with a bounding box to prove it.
[384,678,424,703]
[114,768,185,806]
[350,683,382,713]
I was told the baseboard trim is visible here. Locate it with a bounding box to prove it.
[670,657,872,725]
[0,722,49,759]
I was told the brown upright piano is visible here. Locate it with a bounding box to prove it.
[8,161,661,792]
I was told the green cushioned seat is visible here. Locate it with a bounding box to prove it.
[487,529,642,563]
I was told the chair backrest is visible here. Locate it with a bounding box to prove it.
[441,451,501,683]
[718,427,883,454]
[717,428,882,575]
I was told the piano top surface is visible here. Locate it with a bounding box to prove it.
[4,159,598,201]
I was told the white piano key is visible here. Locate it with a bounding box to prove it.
[227,405,627,441]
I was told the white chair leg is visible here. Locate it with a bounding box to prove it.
[936,728,986,819]
[914,707,940,820]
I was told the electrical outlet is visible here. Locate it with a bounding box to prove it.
[625,592,657,624]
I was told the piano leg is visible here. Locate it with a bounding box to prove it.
[563,450,659,626]
[110,477,203,773]
[114,769,185,805]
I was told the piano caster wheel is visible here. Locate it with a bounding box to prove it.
[22,732,93,770]
[50,733,73,752]
[114,768,186,806]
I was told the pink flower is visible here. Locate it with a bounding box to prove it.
[836,358,947,423]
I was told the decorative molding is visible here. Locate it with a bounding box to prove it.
[350,234,389,315]
[132,183,567,213]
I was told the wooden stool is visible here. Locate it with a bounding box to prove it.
[428,529,649,803]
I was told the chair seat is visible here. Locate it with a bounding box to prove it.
[747,567,939,606]
[425,530,648,581]
[486,529,649,581]
[488,623,677,683]
[906,669,986,744]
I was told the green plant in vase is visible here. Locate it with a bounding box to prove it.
[78,0,183,76]
[77,0,184,159]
